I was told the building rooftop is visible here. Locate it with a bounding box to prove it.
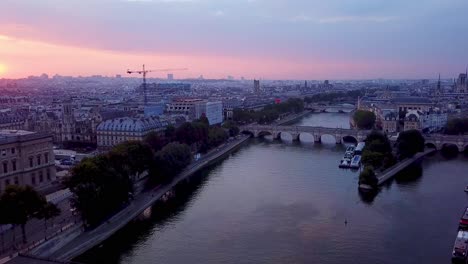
[391,97,432,105]
[97,116,168,133]
[0,130,50,144]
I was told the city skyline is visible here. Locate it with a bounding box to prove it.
[1,0,468,79]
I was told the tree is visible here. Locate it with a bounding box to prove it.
[353,110,376,129]
[198,115,210,126]
[151,142,192,183]
[445,118,468,135]
[364,131,392,154]
[37,202,61,239]
[67,155,133,226]
[0,202,7,252]
[359,167,378,188]
[361,150,385,169]
[396,129,425,159]
[222,121,240,137]
[109,141,153,176]
[164,125,176,141]
[208,127,228,148]
[0,185,46,243]
[144,132,165,152]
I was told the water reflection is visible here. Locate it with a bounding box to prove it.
[77,114,468,264]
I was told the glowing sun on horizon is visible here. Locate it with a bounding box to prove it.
[0,64,6,75]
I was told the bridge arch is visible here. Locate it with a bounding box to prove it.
[257,131,273,138]
[320,134,337,144]
[441,143,460,156]
[342,135,358,144]
[241,130,254,137]
[298,132,315,142]
[425,142,437,150]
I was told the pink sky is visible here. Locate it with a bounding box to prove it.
[1,0,467,80]
[0,34,376,80]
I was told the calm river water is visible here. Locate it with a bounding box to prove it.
[77,113,468,264]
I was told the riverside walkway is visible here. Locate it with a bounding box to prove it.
[376,149,436,185]
[359,148,436,190]
[30,136,250,262]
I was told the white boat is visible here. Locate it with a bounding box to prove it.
[339,159,350,168]
[350,155,361,169]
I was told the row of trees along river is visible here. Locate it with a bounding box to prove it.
[66,116,239,227]
[77,112,468,264]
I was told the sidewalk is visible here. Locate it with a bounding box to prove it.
[0,197,81,262]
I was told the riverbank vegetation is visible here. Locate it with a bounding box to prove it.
[67,118,236,227]
[303,89,365,103]
[233,98,304,124]
[444,117,468,135]
[359,131,396,188]
[396,130,425,159]
[353,110,376,130]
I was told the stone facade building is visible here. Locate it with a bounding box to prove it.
[0,130,56,193]
[97,116,169,150]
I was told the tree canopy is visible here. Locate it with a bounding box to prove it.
[361,131,395,170]
[151,142,192,183]
[67,155,133,226]
[359,167,378,188]
[233,98,304,124]
[396,130,425,159]
[353,110,376,130]
[0,185,46,243]
[445,118,468,135]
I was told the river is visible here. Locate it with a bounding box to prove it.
[77,113,468,264]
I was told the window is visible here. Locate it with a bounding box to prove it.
[37,155,41,165]
[5,179,10,186]
[39,171,43,183]
[46,169,51,180]
[12,160,16,171]
[14,177,18,185]
[29,157,34,167]
[31,173,36,185]
[45,153,49,163]
[3,162,7,174]
[1,149,5,156]
[11,148,15,154]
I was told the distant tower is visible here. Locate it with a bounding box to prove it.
[167,73,174,80]
[304,81,308,89]
[254,79,261,93]
[456,69,467,93]
[62,100,75,142]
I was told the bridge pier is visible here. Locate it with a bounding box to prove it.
[335,135,342,144]
[291,133,300,141]
[314,134,321,143]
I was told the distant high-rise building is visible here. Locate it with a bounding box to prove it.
[167,73,174,80]
[304,81,308,88]
[254,79,261,93]
[116,74,122,78]
[324,80,329,86]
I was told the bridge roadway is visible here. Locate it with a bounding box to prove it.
[241,124,468,151]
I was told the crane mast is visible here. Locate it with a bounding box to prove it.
[127,64,188,105]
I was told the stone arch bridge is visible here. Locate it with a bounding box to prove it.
[240,125,368,144]
[241,124,468,151]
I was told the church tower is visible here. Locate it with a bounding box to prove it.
[61,100,75,142]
